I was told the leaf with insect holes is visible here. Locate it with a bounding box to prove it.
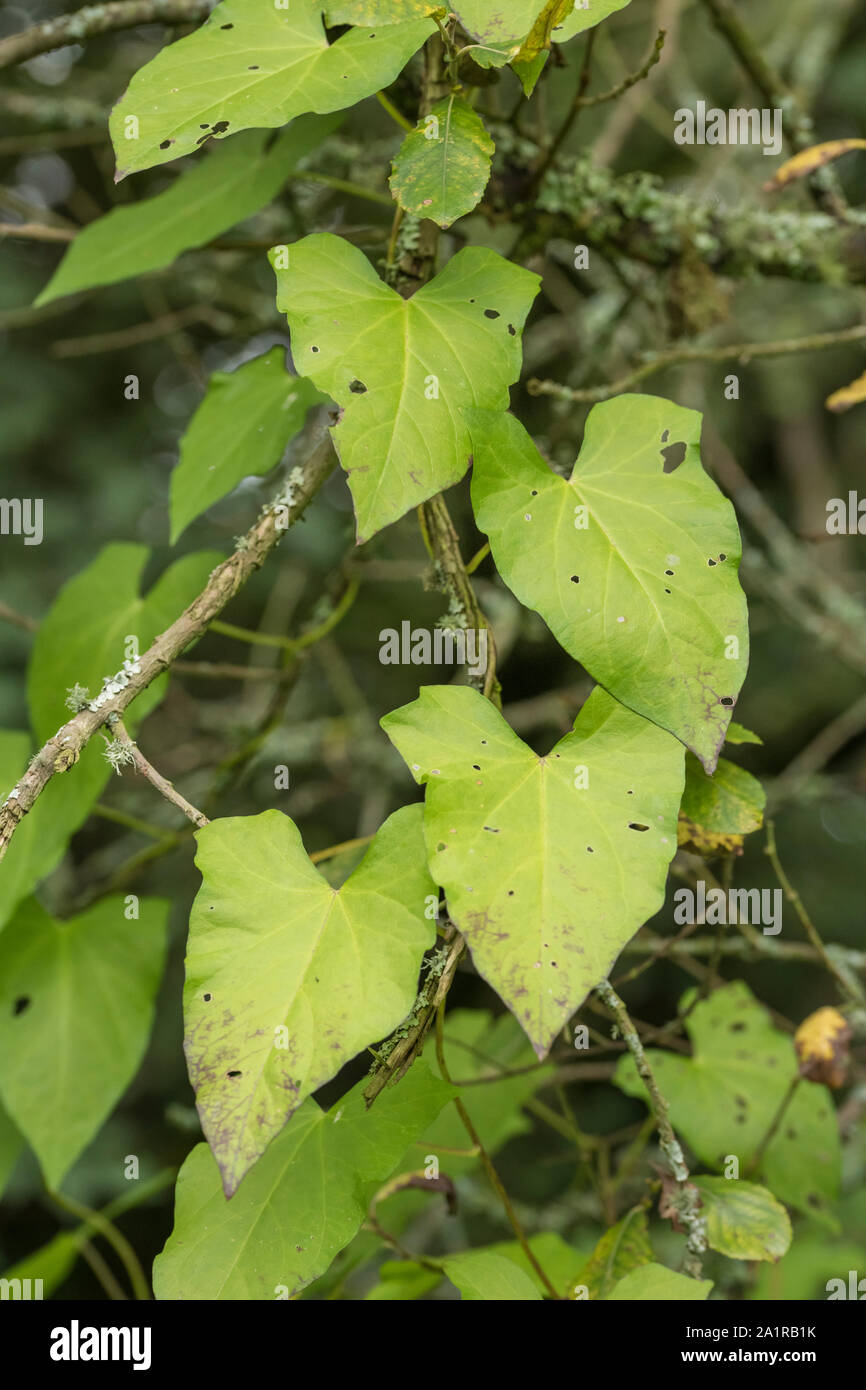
[692,1178,792,1262]
[614,982,841,1226]
[153,1063,453,1299]
[169,351,328,543]
[390,96,494,228]
[270,233,539,541]
[36,117,340,306]
[468,401,748,773]
[382,685,684,1058]
[183,804,436,1196]
[109,0,434,179]
[0,896,168,1188]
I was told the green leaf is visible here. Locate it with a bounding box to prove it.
[574,1205,654,1299]
[1,1232,81,1299]
[693,1176,792,1262]
[365,1259,443,1300]
[422,1009,553,1169]
[184,804,436,1196]
[382,685,684,1057]
[441,1249,543,1300]
[153,1063,453,1299]
[552,0,633,43]
[271,234,539,540]
[468,401,749,773]
[0,1099,23,1199]
[0,896,168,1188]
[27,544,222,745]
[110,0,434,179]
[613,982,841,1225]
[35,118,340,306]
[607,1263,712,1300]
[726,721,763,745]
[681,753,765,836]
[390,95,494,228]
[0,730,94,934]
[326,1,439,19]
[169,351,327,542]
[481,1231,588,1298]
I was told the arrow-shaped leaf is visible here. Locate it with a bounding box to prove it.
[382,685,684,1057]
[184,803,436,1196]
[271,233,539,541]
[468,401,749,772]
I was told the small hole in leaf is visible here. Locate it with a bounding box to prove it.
[483,825,499,833]
[437,842,446,852]
[226,1069,242,1078]
[507,323,516,335]
[729,1021,746,1032]
[531,489,538,496]
[311,345,320,353]
[628,823,649,832]
[484,309,500,319]
[248,65,260,70]
[221,22,233,28]
[570,575,579,583]
[472,764,481,770]
[708,557,717,567]
[661,441,687,472]
[200,123,209,129]
[586,846,594,853]
[203,993,212,1002]
[720,696,734,706]
[664,588,671,594]
[13,996,30,1016]
[661,429,670,443]
[719,552,727,561]
[159,139,173,150]
[665,570,674,576]
[211,120,229,135]
[507,889,515,896]
[348,378,367,394]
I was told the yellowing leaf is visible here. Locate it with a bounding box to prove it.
[390,95,494,228]
[763,138,866,192]
[826,368,866,413]
[795,1007,852,1089]
[693,1177,792,1262]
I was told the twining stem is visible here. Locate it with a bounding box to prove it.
[434,1000,561,1300]
[45,1168,176,1300]
[764,820,858,1002]
[595,979,706,1279]
[47,1189,150,1301]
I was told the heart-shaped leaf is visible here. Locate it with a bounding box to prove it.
[184,803,436,1195]
[382,685,684,1057]
[110,0,434,179]
[614,982,841,1225]
[153,1063,453,1299]
[468,401,749,772]
[390,95,494,228]
[692,1177,792,1262]
[36,117,340,306]
[0,896,168,1188]
[271,234,539,540]
[170,350,328,542]
[679,753,765,856]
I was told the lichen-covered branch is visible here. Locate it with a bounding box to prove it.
[0,432,336,861]
[0,0,212,70]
